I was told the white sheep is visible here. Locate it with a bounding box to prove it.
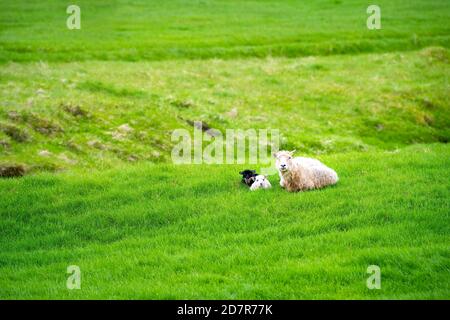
[274,150,338,192]
[250,175,272,191]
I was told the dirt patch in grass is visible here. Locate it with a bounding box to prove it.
[62,103,89,118]
[183,118,220,137]
[170,99,194,109]
[87,139,107,150]
[7,111,22,121]
[0,140,10,149]
[0,124,31,142]
[66,139,83,152]
[0,164,26,178]
[6,112,63,136]
[26,114,63,136]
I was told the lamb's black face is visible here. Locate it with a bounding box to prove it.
[240,169,257,187]
[239,170,256,179]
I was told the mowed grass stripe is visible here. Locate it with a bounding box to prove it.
[1,0,449,62]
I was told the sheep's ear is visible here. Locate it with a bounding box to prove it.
[272,151,279,158]
[251,170,256,173]
[239,171,243,175]
[264,175,268,179]
[289,150,296,156]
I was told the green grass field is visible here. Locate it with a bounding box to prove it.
[1,144,449,299]
[0,0,449,299]
[1,0,449,62]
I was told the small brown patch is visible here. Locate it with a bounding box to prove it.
[6,111,63,136]
[186,119,211,131]
[127,154,139,162]
[62,104,88,117]
[184,119,220,136]
[66,140,82,152]
[171,99,193,109]
[0,140,10,148]
[423,115,434,126]
[0,124,30,142]
[7,111,22,122]
[27,114,63,136]
[0,164,26,178]
[87,140,107,150]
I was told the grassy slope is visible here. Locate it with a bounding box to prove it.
[1,48,449,172]
[0,0,449,62]
[0,143,449,299]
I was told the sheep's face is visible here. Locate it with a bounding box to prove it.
[274,150,295,173]
[253,175,268,187]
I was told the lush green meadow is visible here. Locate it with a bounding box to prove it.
[1,144,449,299]
[0,0,449,299]
[1,48,449,172]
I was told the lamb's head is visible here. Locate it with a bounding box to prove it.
[253,175,268,187]
[274,150,295,173]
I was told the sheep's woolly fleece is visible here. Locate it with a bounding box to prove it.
[275,151,338,192]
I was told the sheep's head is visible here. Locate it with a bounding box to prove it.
[253,175,268,187]
[273,150,295,173]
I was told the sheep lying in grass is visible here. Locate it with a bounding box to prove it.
[250,175,272,191]
[274,150,338,192]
